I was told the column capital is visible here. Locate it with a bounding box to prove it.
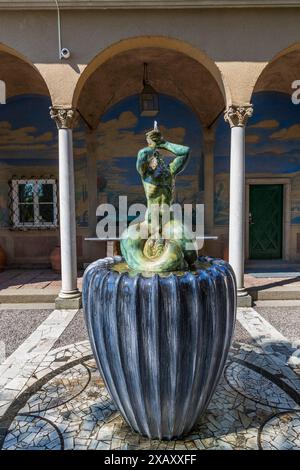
[224,105,253,128]
[50,106,78,129]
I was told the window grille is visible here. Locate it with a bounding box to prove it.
[9,178,58,229]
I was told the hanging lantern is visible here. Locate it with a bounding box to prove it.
[139,63,159,117]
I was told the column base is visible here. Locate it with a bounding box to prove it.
[55,290,82,310]
[237,288,252,307]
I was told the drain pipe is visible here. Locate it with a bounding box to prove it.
[54,0,62,59]
[54,0,71,60]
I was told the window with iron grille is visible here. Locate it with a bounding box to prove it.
[10,179,58,229]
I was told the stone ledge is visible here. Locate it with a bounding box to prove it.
[0,289,58,304]
[55,295,82,310]
[237,294,253,308]
[253,287,300,301]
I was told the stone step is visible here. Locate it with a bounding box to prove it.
[250,287,300,301]
[0,289,58,304]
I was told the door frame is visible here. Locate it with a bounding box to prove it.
[245,178,291,261]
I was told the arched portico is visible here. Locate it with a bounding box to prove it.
[67,37,227,284]
[0,43,50,98]
[26,34,300,308]
[72,36,229,116]
[0,44,81,305]
[218,43,300,306]
[246,44,300,267]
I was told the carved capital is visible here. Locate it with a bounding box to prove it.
[50,107,78,129]
[224,105,253,128]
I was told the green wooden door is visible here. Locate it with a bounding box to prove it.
[249,184,283,259]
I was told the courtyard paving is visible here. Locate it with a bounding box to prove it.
[0,305,299,450]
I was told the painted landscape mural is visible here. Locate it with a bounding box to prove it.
[0,94,57,227]
[0,93,203,231]
[0,94,89,228]
[2,90,300,236]
[95,94,204,217]
[214,91,300,225]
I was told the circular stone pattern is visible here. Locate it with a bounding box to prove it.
[2,415,63,450]
[2,343,300,450]
[260,412,300,450]
[21,364,90,413]
[225,362,300,410]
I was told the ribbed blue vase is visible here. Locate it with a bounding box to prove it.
[83,256,236,440]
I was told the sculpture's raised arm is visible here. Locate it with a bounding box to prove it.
[158,140,190,176]
[136,147,152,176]
[144,126,190,176]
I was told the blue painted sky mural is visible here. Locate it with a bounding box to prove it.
[95,94,203,211]
[0,94,57,166]
[214,91,300,225]
[0,93,203,229]
[0,95,57,227]
[2,91,300,231]
[0,94,88,227]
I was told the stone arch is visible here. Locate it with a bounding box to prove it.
[251,42,300,98]
[72,36,230,129]
[0,42,51,99]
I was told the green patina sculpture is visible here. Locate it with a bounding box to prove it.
[120,123,198,272]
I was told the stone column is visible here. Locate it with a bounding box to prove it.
[224,105,253,306]
[50,106,81,309]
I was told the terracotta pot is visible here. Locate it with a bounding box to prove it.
[0,245,6,272]
[50,245,61,273]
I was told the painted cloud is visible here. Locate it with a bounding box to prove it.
[270,124,300,141]
[249,119,279,129]
[0,121,54,149]
[94,111,186,160]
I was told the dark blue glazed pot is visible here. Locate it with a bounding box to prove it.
[83,256,236,440]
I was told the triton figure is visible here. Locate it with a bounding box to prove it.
[120,123,197,272]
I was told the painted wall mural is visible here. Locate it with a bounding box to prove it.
[0,94,57,228]
[74,153,89,228]
[0,93,203,231]
[4,91,300,237]
[73,126,89,228]
[0,94,89,228]
[95,94,203,220]
[214,91,300,225]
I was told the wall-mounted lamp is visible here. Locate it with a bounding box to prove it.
[139,63,159,117]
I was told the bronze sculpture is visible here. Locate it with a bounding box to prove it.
[120,123,197,272]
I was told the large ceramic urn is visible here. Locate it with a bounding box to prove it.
[83,255,236,440]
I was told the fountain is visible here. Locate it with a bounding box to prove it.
[83,124,236,440]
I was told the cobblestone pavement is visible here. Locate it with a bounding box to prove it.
[0,306,299,450]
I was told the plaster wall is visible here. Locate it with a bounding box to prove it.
[0,8,299,105]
